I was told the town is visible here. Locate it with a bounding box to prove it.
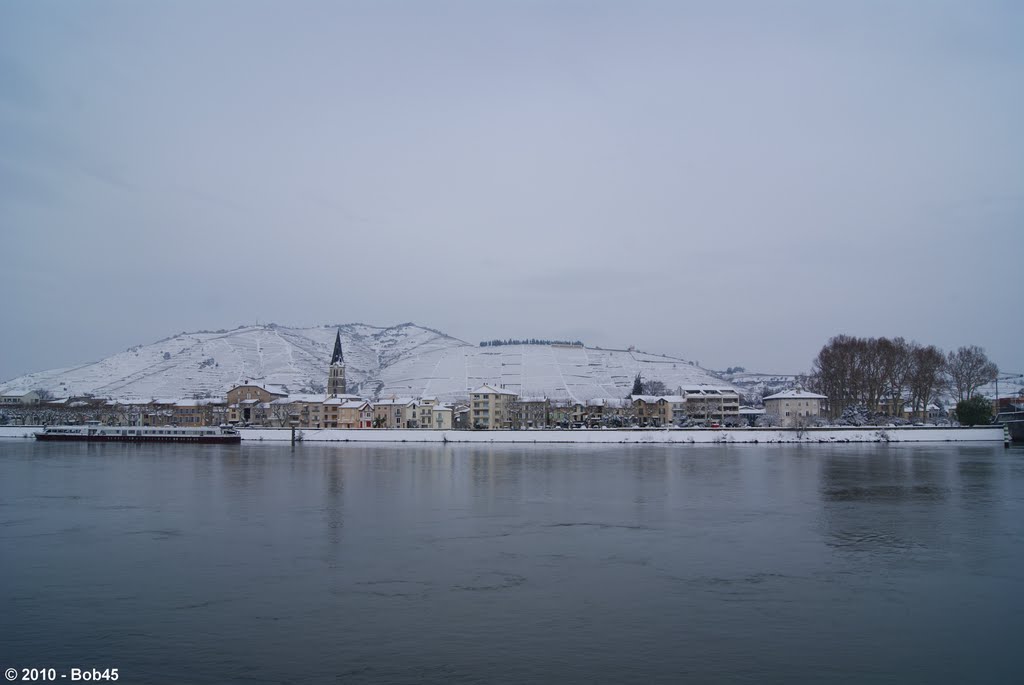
[3,330,1019,434]
[0,330,814,431]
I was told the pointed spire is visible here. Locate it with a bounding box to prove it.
[330,329,344,365]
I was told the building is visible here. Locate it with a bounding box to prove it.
[660,395,688,426]
[512,397,550,429]
[427,404,453,429]
[227,384,288,424]
[738,406,766,426]
[418,396,439,420]
[631,395,667,427]
[337,400,373,428]
[584,398,633,427]
[0,391,42,406]
[453,405,471,430]
[373,398,419,428]
[268,395,324,427]
[679,386,741,424]
[171,399,226,427]
[327,329,346,396]
[142,399,178,426]
[763,389,827,427]
[470,385,518,430]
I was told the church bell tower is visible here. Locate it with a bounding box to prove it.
[327,329,346,396]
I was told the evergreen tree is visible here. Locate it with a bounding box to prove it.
[956,395,993,426]
[631,373,644,396]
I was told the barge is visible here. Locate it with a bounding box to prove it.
[35,422,241,444]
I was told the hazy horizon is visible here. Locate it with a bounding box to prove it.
[2,1,1021,382]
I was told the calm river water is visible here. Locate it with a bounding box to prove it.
[2,441,1023,684]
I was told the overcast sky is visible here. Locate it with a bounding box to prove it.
[1,0,1021,382]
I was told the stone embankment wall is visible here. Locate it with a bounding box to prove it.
[237,426,1003,444]
[1,425,1003,443]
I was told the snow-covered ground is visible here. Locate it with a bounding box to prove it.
[382,344,730,402]
[0,323,731,403]
[0,323,470,400]
[0,426,39,439]
[238,426,1003,444]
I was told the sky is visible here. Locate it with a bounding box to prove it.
[1,0,1022,382]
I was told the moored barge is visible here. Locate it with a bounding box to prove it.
[35,423,240,444]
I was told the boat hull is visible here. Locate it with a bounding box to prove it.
[34,433,240,444]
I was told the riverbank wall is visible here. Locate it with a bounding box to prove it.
[1,425,1003,443]
[239,426,1003,444]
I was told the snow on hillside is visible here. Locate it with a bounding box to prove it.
[722,372,802,402]
[0,324,735,402]
[0,323,470,401]
[378,344,734,402]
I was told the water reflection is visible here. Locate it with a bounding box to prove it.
[322,457,344,546]
[817,446,968,565]
[4,441,1023,685]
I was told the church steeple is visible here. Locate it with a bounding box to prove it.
[330,329,344,365]
[327,329,346,396]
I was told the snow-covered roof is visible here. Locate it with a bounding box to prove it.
[763,389,827,400]
[172,398,223,407]
[271,394,324,404]
[471,385,518,396]
[588,398,631,408]
[373,397,416,406]
[230,383,288,396]
[631,395,662,403]
[341,400,370,409]
[680,386,735,395]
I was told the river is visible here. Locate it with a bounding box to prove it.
[2,441,1023,684]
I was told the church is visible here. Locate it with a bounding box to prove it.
[327,329,346,396]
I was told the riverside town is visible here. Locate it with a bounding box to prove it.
[1,330,1020,442]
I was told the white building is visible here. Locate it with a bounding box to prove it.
[763,389,827,427]
[0,391,42,406]
[470,385,518,430]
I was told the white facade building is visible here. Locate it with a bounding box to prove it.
[763,389,827,427]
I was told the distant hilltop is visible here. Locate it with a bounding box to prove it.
[0,322,737,403]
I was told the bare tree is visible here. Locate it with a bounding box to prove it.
[810,335,892,418]
[642,379,668,396]
[879,338,913,415]
[909,345,946,420]
[946,345,998,403]
[811,334,950,421]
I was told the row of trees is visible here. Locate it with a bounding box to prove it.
[809,335,998,420]
[479,338,585,347]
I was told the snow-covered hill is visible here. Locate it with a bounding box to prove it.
[0,323,735,402]
[379,344,732,402]
[721,372,803,403]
